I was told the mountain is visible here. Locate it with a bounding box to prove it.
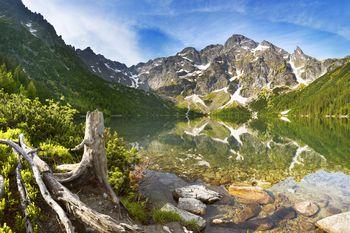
[0,0,179,116]
[263,58,350,116]
[76,47,141,88]
[80,34,343,113]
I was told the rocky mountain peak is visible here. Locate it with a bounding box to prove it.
[295,46,304,54]
[82,46,94,54]
[259,40,275,48]
[224,34,258,51]
[178,47,198,55]
[177,47,201,64]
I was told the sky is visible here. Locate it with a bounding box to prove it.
[22,0,350,66]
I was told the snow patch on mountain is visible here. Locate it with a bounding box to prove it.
[230,69,243,81]
[252,43,270,53]
[289,59,308,85]
[185,94,207,108]
[25,22,37,36]
[212,87,229,93]
[220,86,249,108]
[104,63,121,73]
[194,63,210,70]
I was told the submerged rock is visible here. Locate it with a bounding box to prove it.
[293,201,319,217]
[174,185,221,203]
[228,184,273,205]
[316,212,350,233]
[242,217,275,231]
[161,203,206,229]
[232,204,261,223]
[177,197,206,215]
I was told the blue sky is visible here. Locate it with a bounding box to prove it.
[23,0,350,66]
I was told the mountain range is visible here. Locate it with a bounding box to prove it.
[0,0,349,116]
[77,35,345,113]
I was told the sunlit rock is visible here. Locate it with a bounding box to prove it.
[174,185,221,203]
[293,201,319,217]
[228,184,273,204]
[316,212,350,233]
[177,197,206,215]
[161,203,206,229]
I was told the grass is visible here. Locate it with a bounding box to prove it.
[151,209,201,232]
[120,197,148,224]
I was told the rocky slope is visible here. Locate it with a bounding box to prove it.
[80,35,342,113]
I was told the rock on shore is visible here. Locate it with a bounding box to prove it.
[174,185,221,203]
[316,212,350,233]
[161,203,207,229]
[178,197,206,215]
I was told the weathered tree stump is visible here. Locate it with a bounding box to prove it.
[55,111,119,205]
[0,110,141,233]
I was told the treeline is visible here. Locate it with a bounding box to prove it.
[260,60,350,117]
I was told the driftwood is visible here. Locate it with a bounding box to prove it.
[0,110,141,233]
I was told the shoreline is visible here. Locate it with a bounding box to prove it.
[138,169,350,232]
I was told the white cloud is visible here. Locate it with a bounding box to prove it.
[22,0,143,66]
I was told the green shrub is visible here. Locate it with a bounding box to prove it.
[0,223,12,233]
[39,142,73,166]
[106,130,139,194]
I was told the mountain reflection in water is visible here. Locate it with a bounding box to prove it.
[108,116,350,186]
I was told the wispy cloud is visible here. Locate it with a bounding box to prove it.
[22,0,143,66]
[22,0,350,64]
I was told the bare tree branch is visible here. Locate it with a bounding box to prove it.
[0,139,74,233]
[16,156,34,233]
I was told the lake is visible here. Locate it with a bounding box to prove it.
[108,116,350,216]
[108,116,350,187]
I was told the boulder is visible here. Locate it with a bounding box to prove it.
[178,198,206,215]
[293,201,319,217]
[161,203,206,229]
[228,184,273,205]
[139,170,188,207]
[316,212,350,233]
[174,185,221,203]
